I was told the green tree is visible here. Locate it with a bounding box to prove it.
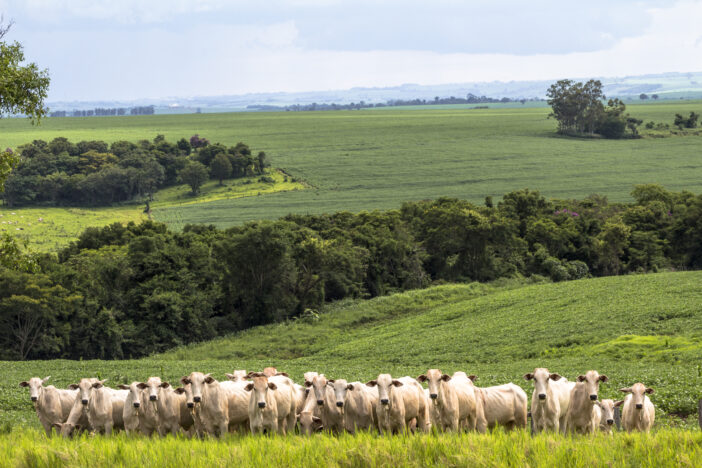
[639,93,648,100]
[210,153,232,185]
[178,161,209,194]
[546,79,605,134]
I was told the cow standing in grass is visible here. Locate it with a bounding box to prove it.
[564,370,608,434]
[19,377,77,436]
[524,368,575,434]
[617,383,655,432]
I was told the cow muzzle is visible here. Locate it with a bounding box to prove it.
[187,402,194,408]
[258,402,266,409]
[30,396,38,402]
[149,395,157,401]
[316,400,324,406]
[430,393,438,400]
[606,419,614,425]
[133,402,140,408]
[336,401,343,408]
[635,404,643,410]
[380,399,389,405]
[538,393,546,400]
[81,399,89,405]
[193,396,201,403]
[589,394,597,401]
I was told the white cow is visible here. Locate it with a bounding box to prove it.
[70,379,127,435]
[58,378,98,437]
[616,383,655,432]
[156,381,183,435]
[564,370,608,434]
[524,368,575,434]
[225,370,249,382]
[174,383,203,437]
[19,377,77,436]
[219,379,250,433]
[329,379,377,433]
[473,381,528,432]
[366,374,430,434]
[310,375,344,433]
[117,382,143,434]
[180,372,229,437]
[417,370,478,432]
[245,372,297,435]
[595,399,616,433]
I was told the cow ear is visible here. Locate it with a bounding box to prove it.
[613,400,625,408]
[577,375,586,382]
[598,375,608,383]
[245,372,256,379]
[180,376,190,385]
[160,382,170,388]
[645,387,654,394]
[328,379,335,384]
[52,423,63,431]
[42,376,51,384]
[225,373,235,380]
[68,384,79,390]
[117,385,129,390]
[137,382,148,389]
[416,375,427,383]
[304,381,313,388]
[277,372,289,377]
[313,416,322,423]
[366,380,377,387]
[619,387,632,393]
[549,373,561,381]
[441,374,451,382]
[347,384,354,391]
[244,383,254,391]
[174,387,186,394]
[268,382,278,390]
[92,381,105,389]
[391,380,403,387]
[19,381,29,387]
[468,375,477,382]
[204,376,215,384]
[523,373,534,381]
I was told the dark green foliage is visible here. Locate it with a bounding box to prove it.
[3,136,268,206]
[674,111,699,129]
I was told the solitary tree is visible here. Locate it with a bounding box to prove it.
[651,94,659,100]
[639,93,649,100]
[210,153,232,185]
[178,161,209,194]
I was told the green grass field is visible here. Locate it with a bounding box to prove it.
[4,272,702,431]
[1,429,700,467]
[2,101,702,240]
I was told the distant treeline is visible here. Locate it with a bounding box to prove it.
[3,135,269,207]
[248,94,543,112]
[49,106,155,117]
[2,184,701,360]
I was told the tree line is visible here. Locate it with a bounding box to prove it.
[49,106,156,118]
[2,184,701,360]
[2,135,270,206]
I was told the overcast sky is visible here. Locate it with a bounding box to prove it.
[2,0,702,101]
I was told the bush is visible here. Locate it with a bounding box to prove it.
[597,115,627,139]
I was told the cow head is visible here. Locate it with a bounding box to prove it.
[311,374,329,407]
[262,367,277,377]
[367,374,402,408]
[303,371,319,395]
[596,399,616,427]
[417,369,450,402]
[19,376,51,403]
[225,370,249,382]
[56,422,80,438]
[329,379,351,411]
[576,370,608,401]
[118,382,143,409]
[524,368,562,401]
[619,382,653,410]
[180,372,215,405]
[176,382,196,409]
[245,373,276,410]
[297,412,323,435]
[69,378,104,406]
[138,377,162,403]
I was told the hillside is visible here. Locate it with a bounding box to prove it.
[5,272,702,429]
[2,101,702,242]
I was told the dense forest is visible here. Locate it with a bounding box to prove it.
[1,184,700,360]
[2,135,269,206]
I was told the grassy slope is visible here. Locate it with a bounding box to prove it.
[4,272,702,429]
[2,101,702,233]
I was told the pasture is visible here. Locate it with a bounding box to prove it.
[1,101,702,238]
[4,272,702,431]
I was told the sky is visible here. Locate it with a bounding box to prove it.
[2,0,702,101]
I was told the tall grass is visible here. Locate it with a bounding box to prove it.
[1,429,700,468]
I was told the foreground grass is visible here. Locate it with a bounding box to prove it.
[1,429,700,468]
[2,101,702,232]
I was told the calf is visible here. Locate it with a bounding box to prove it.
[564,370,608,434]
[616,383,655,432]
[329,379,377,433]
[245,372,296,434]
[19,377,76,436]
[417,370,478,432]
[473,381,527,432]
[524,368,575,434]
[180,372,229,437]
[595,399,616,433]
[366,374,430,434]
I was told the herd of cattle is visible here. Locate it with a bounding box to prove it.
[19,367,656,438]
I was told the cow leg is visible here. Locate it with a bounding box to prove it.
[104,422,113,436]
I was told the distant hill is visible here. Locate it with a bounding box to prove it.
[46,71,702,114]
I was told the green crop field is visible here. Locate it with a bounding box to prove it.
[1,101,702,245]
[4,272,702,432]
